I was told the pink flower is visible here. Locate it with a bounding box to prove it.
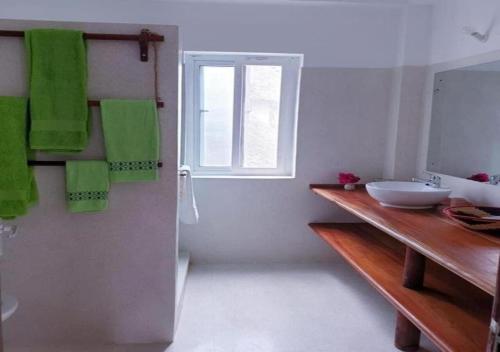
[338,172,360,185]
[467,173,489,182]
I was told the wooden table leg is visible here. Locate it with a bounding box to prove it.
[395,247,426,351]
[487,256,500,352]
[402,247,426,289]
[395,312,421,351]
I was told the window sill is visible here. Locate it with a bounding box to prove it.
[191,175,296,180]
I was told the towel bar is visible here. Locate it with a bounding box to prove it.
[0,29,165,62]
[88,100,164,108]
[28,160,163,168]
[0,29,164,42]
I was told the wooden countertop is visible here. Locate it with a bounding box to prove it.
[310,184,500,296]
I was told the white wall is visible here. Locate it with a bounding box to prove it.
[0,0,433,262]
[430,0,500,65]
[0,19,179,348]
[168,1,431,263]
[0,0,404,68]
[383,4,432,180]
[182,67,394,263]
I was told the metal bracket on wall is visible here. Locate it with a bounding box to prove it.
[139,29,151,62]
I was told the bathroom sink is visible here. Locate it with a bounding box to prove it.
[366,181,451,209]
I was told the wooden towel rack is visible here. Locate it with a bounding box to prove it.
[1,27,166,169]
[28,160,163,168]
[0,29,164,62]
[88,100,164,108]
[0,28,166,106]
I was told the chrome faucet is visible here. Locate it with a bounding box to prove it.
[412,174,442,188]
[0,224,17,238]
[0,224,18,258]
[490,175,500,185]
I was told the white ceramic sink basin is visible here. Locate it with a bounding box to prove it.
[366,181,451,209]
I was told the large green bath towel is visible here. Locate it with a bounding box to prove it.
[25,29,89,152]
[0,97,39,219]
[66,161,109,213]
[101,99,160,182]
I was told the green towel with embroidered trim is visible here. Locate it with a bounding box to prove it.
[25,29,89,152]
[0,97,39,219]
[66,161,109,213]
[100,99,160,182]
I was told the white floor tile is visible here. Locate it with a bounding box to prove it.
[169,262,438,352]
[8,262,438,352]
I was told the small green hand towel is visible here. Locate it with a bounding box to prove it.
[0,97,39,219]
[100,99,160,182]
[25,28,89,152]
[66,161,109,213]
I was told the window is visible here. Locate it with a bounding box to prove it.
[183,52,303,178]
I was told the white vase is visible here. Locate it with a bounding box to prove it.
[344,183,356,191]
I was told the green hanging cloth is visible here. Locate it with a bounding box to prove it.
[25,28,89,152]
[100,99,160,182]
[0,97,39,219]
[66,161,110,213]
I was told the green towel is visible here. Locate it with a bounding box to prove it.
[66,161,109,213]
[100,99,160,182]
[0,97,39,219]
[25,28,89,152]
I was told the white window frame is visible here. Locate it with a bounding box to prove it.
[183,51,303,178]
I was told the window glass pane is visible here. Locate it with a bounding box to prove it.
[199,66,235,167]
[242,65,282,168]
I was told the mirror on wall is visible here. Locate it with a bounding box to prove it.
[427,60,500,181]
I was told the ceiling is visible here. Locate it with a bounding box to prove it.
[153,0,436,5]
[290,0,435,4]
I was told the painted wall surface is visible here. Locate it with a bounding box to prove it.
[0,0,433,263]
[383,4,432,180]
[386,66,428,180]
[430,0,500,65]
[182,67,393,263]
[0,20,179,347]
[1,0,406,68]
[167,1,422,263]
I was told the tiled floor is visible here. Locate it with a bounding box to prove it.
[168,262,438,352]
[9,345,169,352]
[10,262,438,352]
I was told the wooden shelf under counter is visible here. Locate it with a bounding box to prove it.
[309,184,500,352]
[310,223,492,352]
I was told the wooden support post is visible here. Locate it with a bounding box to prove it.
[395,247,426,350]
[403,247,426,290]
[395,312,421,351]
[487,256,500,352]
